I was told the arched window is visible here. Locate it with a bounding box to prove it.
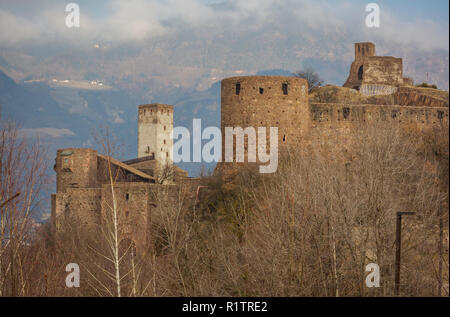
[358,65,364,80]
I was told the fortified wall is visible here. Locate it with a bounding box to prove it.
[52,105,189,254]
[216,78,448,169]
[52,42,449,252]
[216,45,448,176]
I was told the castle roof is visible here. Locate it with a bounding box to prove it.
[97,154,155,181]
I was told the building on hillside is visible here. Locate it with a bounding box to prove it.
[343,42,407,96]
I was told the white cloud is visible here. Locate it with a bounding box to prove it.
[365,13,449,51]
[111,110,125,124]
[0,0,447,51]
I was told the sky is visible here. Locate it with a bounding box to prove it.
[0,0,448,50]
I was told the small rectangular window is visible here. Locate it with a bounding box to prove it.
[259,88,264,94]
[282,83,288,95]
[126,193,130,200]
[236,83,241,95]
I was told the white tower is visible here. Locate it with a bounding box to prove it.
[138,104,173,169]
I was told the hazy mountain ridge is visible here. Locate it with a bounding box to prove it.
[1,23,447,100]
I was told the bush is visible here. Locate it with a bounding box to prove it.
[417,82,438,89]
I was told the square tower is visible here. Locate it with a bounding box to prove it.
[355,42,375,61]
[138,104,173,168]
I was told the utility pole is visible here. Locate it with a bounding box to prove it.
[438,206,443,297]
[394,211,416,296]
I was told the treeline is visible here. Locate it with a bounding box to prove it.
[0,118,448,297]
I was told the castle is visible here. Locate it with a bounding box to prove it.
[51,42,449,252]
[343,42,407,95]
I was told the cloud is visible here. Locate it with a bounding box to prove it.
[0,0,448,90]
[0,0,446,51]
[19,128,75,138]
[366,14,449,51]
[111,110,125,124]
[40,212,51,221]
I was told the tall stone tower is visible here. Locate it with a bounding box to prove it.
[354,42,375,61]
[216,76,309,176]
[220,76,309,154]
[344,42,403,95]
[138,104,173,169]
[344,42,376,90]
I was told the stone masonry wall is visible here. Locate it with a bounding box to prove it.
[55,148,98,193]
[220,76,309,164]
[363,56,403,86]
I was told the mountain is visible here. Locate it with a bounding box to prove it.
[0,69,223,176]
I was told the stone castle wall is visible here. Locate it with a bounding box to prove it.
[220,76,309,163]
[52,70,449,251]
[309,103,448,127]
[55,148,98,193]
[363,56,403,86]
[53,181,182,254]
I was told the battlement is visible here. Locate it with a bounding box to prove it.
[222,76,308,98]
[354,42,376,60]
[309,103,449,126]
[139,103,173,115]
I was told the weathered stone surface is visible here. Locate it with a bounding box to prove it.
[344,42,404,92]
[138,104,173,168]
[394,87,449,108]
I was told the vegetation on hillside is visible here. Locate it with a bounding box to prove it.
[1,118,448,297]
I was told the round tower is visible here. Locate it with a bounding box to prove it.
[55,148,98,193]
[220,76,309,164]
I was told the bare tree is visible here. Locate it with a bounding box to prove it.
[294,67,324,93]
[156,162,175,184]
[0,120,48,296]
